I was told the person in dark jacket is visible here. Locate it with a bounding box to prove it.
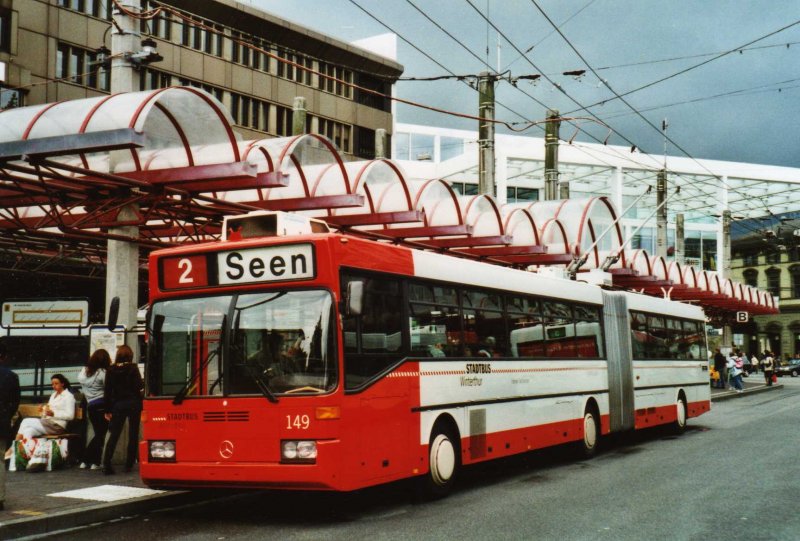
[713,348,726,389]
[0,343,21,510]
[102,344,143,475]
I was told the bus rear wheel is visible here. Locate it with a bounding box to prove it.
[580,409,599,459]
[673,395,687,434]
[420,425,460,499]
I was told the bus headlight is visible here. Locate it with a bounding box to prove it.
[149,440,176,462]
[281,440,317,463]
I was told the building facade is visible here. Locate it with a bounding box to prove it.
[0,0,403,159]
[730,216,800,359]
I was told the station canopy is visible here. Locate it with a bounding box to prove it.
[0,88,776,317]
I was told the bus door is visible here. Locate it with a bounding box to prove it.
[602,291,635,432]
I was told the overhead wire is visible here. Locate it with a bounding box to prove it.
[529,0,778,218]
[114,0,788,224]
[598,77,800,120]
[110,0,543,131]
[562,16,800,114]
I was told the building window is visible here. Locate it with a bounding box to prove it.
[59,0,112,19]
[277,50,311,85]
[766,251,781,264]
[139,67,172,91]
[0,86,23,109]
[766,268,781,298]
[56,42,85,85]
[441,136,466,161]
[355,72,390,112]
[275,105,293,136]
[229,92,268,131]
[148,6,172,41]
[742,269,758,288]
[318,62,353,98]
[791,266,800,299]
[56,42,109,91]
[355,126,376,159]
[204,25,223,56]
[0,8,10,53]
[507,187,539,203]
[314,117,351,153]
[743,253,759,266]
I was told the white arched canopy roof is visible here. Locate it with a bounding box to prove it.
[0,87,241,173]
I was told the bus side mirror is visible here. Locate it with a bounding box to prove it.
[107,297,120,331]
[346,281,364,316]
[152,314,165,336]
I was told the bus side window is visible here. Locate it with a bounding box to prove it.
[341,273,404,389]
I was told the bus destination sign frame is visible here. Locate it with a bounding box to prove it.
[161,243,316,290]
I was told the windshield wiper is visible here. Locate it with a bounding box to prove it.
[173,315,227,405]
[245,363,278,403]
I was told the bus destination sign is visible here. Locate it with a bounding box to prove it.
[162,244,315,289]
[218,244,315,285]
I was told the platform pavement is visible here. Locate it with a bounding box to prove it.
[0,379,783,540]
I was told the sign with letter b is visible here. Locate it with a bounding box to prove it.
[736,311,749,323]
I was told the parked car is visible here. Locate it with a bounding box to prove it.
[775,359,800,377]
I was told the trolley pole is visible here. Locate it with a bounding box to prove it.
[544,109,560,200]
[721,209,732,349]
[478,72,495,196]
[656,169,668,258]
[675,213,685,264]
[107,0,142,354]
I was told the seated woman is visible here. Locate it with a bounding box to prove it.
[16,374,75,440]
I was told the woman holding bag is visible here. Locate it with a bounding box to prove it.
[77,348,111,470]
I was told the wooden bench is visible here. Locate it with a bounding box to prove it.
[10,401,86,471]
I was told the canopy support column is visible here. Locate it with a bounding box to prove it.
[108,0,142,356]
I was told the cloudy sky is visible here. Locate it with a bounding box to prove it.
[253,0,800,169]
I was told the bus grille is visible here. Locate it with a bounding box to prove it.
[203,411,250,422]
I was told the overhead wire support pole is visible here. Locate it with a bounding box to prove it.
[478,72,496,196]
[601,186,681,271]
[567,185,653,278]
[544,109,560,200]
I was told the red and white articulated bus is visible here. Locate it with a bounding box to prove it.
[140,213,710,495]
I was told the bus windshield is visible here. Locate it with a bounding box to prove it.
[147,290,336,398]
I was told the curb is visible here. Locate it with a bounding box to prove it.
[711,383,783,403]
[0,490,214,540]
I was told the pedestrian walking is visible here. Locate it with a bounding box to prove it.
[763,351,775,386]
[0,343,21,510]
[750,352,759,374]
[713,348,726,389]
[78,348,111,470]
[102,345,143,475]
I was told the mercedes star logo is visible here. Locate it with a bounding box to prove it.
[219,439,234,459]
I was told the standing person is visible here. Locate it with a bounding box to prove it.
[78,348,111,470]
[729,353,744,392]
[713,348,726,389]
[102,345,143,475]
[763,351,775,386]
[750,352,759,374]
[0,343,21,511]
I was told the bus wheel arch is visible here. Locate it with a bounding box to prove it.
[421,415,461,498]
[579,398,601,459]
